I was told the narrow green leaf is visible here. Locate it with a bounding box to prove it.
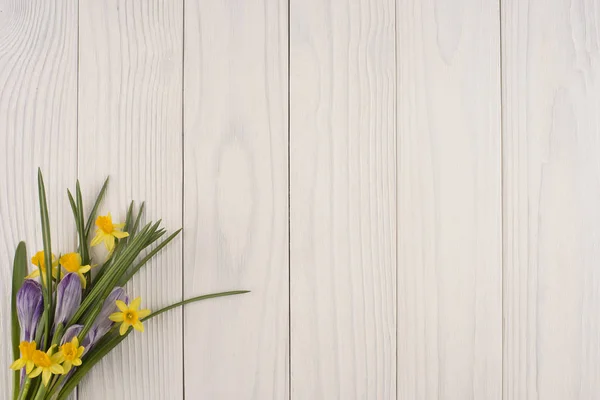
[56,330,128,399]
[11,242,27,400]
[84,176,109,239]
[130,201,145,238]
[143,290,250,322]
[119,229,182,285]
[37,169,53,349]
[56,290,249,400]
[75,181,89,264]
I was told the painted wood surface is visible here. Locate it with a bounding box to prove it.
[1,0,600,399]
[0,0,78,395]
[502,1,600,398]
[396,0,502,398]
[290,0,396,398]
[76,0,184,398]
[182,0,288,398]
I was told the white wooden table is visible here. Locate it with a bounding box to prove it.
[0,0,598,399]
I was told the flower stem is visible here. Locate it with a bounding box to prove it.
[17,378,31,400]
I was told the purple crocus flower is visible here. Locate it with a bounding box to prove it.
[54,273,82,327]
[61,324,93,351]
[17,279,43,341]
[89,287,128,343]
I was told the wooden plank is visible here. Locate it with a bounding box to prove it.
[182,0,288,398]
[502,1,600,398]
[0,0,77,398]
[396,0,502,398]
[289,0,396,398]
[77,0,183,398]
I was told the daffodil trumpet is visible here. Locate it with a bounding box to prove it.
[9,170,249,400]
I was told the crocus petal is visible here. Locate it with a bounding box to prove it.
[16,280,43,341]
[54,273,82,326]
[89,287,128,344]
[61,325,83,345]
[61,324,93,351]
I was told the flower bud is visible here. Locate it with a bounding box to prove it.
[90,287,128,342]
[17,280,43,341]
[54,273,82,327]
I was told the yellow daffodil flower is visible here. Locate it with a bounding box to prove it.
[59,252,93,288]
[90,213,129,253]
[26,251,59,284]
[56,337,85,374]
[9,341,37,374]
[109,297,151,336]
[29,345,64,386]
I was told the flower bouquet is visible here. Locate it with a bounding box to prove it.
[9,170,248,400]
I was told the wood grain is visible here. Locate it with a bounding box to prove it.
[290,0,396,398]
[77,0,183,398]
[502,1,600,398]
[182,0,288,398]
[396,0,502,398]
[0,0,77,398]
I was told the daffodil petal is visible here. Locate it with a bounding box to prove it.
[79,265,92,274]
[104,236,115,253]
[25,270,40,279]
[133,321,144,332]
[25,360,35,374]
[115,300,128,312]
[130,297,141,311]
[72,358,82,367]
[109,312,124,322]
[62,362,72,375]
[29,367,42,378]
[119,322,129,336]
[90,232,104,247]
[112,230,129,239]
[137,309,151,319]
[50,364,64,374]
[42,369,51,386]
[9,359,25,370]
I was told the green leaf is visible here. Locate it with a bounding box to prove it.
[143,290,250,322]
[75,181,89,264]
[84,176,109,239]
[55,330,128,399]
[130,201,145,238]
[119,229,182,286]
[37,169,53,349]
[56,290,249,400]
[11,242,27,400]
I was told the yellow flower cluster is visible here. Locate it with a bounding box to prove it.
[10,337,85,387]
[26,213,128,287]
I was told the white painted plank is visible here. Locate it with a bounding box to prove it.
[0,0,77,398]
[502,1,600,398]
[77,0,183,398]
[183,0,288,398]
[396,0,502,398]
[290,0,396,398]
